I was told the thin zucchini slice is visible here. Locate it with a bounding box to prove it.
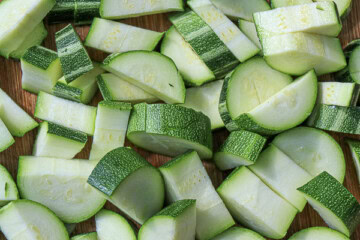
[127,103,213,159]
[315,0,352,19]
[318,82,359,107]
[138,200,197,240]
[0,164,19,207]
[159,151,235,240]
[298,171,360,237]
[289,227,350,240]
[0,200,69,240]
[336,40,360,83]
[85,18,163,54]
[271,0,313,8]
[88,147,164,224]
[346,139,360,184]
[0,112,15,153]
[102,51,185,104]
[217,167,298,239]
[71,232,98,240]
[212,227,265,240]
[238,20,262,54]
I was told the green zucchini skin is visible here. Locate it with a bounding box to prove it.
[212,227,266,240]
[46,121,87,143]
[347,139,360,184]
[22,46,58,71]
[48,0,75,23]
[336,39,360,84]
[71,232,97,240]
[53,82,83,102]
[288,227,350,240]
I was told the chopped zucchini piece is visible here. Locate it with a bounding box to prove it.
[315,0,352,19]
[271,0,314,8]
[238,20,262,54]
[0,164,19,207]
[289,227,350,240]
[346,139,360,184]
[336,39,360,83]
[318,82,359,107]
[212,227,265,240]
[0,105,15,153]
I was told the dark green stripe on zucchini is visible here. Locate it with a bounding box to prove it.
[47,122,87,143]
[53,82,83,103]
[22,46,58,71]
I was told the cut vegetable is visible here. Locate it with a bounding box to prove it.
[100,0,184,19]
[127,103,213,159]
[21,46,63,94]
[0,110,15,153]
[336,40,360,84]
[97,73,158,103]
[85,18,163,54]
[55,24,94,84]
[272,127,346,183]
[318,82,359,107]
[289,227,350,240]
[346,139,360,184]
[89,101,132,161]
[71,232,98,240]
[212,227,266,240]
[74,0,101,25]
[214,130,266,171]
[0,200,69,240]
[159,151,235,240]
[138,200,196,240]
[96,209,136,240]
[35,92,97,135]
[102,51,185,104]
[217,167,297,239]
[271,0,313,8]
[179,80,224,130]
[33,121,87,159]
[0,164,19,207]
[298,171,360,237]
[0,0,55,58]
[88,147,164,224]
[238,20,262,54]
[48,0,76,23]
[315,0,352,19]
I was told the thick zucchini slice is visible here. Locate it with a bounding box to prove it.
[289,227,350,240]
[238,20,262,54]
[318,82,359,107]
[0,164,19,207]
[315,0,352,19]
[346,139,360,184]
[71,232,98,240]
[0,114,14,153]
[212,227,265,240]
[159,151,235,240]
[336,40,360,83]
[271,0,313,8]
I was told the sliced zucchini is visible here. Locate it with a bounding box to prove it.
[289,227,350,240]
[48,0,76,23]
[272,127,346,183]
[346,139,360,184]
[88,147,164,224]
[55,24,94,84]
[0,200,69,239]
[214,130,266,171]
[336,40,360,83]
[315,0,352,19]
[212,227,265,240]
[0,115,15,153]
[74,0,101,25]
[179,80,224,130]
[0,164,19,207]
[238,20,262,54]
[298,171,360,237]
[97,73,158,103]
[102,51,185,104]
[159,151,235,240]
[89,101,132,161]
[96,209,136,240]
[318,82,359,107]
[34,92,97,135]
[85,18,163,54]
[33,121,87,159]
[271,0,314,8]
[127,103,213,159]
[21,46,63,94]
[71,232,98,240]
[138,200,197,240]
[217,167,298,239]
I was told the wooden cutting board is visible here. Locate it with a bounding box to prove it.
[1,0,360,239]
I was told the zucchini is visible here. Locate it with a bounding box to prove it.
[100,0,184,19]
[0,0,55,58]
[271,0,313,8]
[315,0,352,19]
[272,127,346,183]
[214,130,267,171]
[346,139,360,184]
[102,51,185,104]
[161,26,215,86]
[217,167,298,239]
[127,103,213,159]
[298,171,360,237]
[138,200,197,240]
[48,0,75,23]
[88,147,164,224]
[0,111,15,153]
[336,40,360,84]
[97,73,158,103]
[0,200,69,240]
[33,121,87,159]
[89,101,132,161]
[289,227,350,240]
[0,164,19,207]
[238,20,262,54]
[74,0,101,25]
[71,232,98,240]
[318,82,360,107]
[96,209,136,240]
[17,156,106,223]
[85,18,163,54]
[179,80,224,130]
[159,151,235,240]
[55,24,94,84]
[34,92,97,135]
[212,227,265,240]
[21,46,63,94]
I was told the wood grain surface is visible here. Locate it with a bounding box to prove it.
[1,0,360,239]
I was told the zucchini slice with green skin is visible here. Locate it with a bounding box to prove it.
[272,127,346,183]
[88,147,165,224]
[298,171,360,237]
[288,227,350,240]
[315,0,352,19]
[179,80,224,130]
[21,46,63,94]
[48,0,76,23]
[212,227,266,240]
[55,24,94,84]
[217,167,298,239]
[138,200,196,240]
[346,139,360,184]
[71,232,98,240]
[318,82,360,107]
[0,164,19,207]
[97,73,158,103]
[170,10,239,79]
[33,121,87,159]
[100,0,184,19]
[127,103,213,159]
[17,156,106,223]
[238,20,262,54]
[336,40,360,83]
[271,0,313,8]
[85,18,163,54]
[74,0,101,25]
[102,51,185,104]
[35,92,97,135]
[0,0,55,58]
[96,209,136,240]
[0,88,38,137]
[214,130,266,171]
[0,106,15,153]
[161,26,215,86]
[89,101,132,161]
[159,151,235,240]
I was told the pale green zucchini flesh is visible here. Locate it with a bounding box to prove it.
[238,20,262,54]
[0,164,19,207]
[315,0,352,19]
[346,139,360,184]
[271,0,313,8]
[289,227,350,240]
[212,227,266,240]
[71,232,98,240]
[0,117,14,153]
[317,82,359,107]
